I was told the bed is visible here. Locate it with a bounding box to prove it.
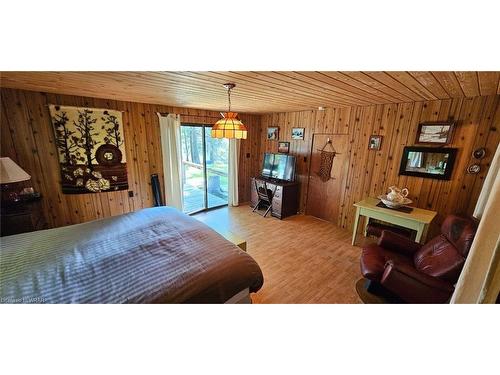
[0,207,264,303]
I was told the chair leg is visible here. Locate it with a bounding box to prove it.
[252,200,260,212]
[263,205,272,218]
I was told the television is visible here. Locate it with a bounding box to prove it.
[261,153,296,182]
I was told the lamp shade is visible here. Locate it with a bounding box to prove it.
[211,112,248,139]
[0,157,31,184]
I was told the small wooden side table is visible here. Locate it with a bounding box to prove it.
[352,197,437,246]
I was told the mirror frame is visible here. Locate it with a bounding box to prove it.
[398,146,458,180]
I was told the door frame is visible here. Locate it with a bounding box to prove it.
[181,123,228,214]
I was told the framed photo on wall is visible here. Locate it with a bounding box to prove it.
[291,127,305,140]
[368,135,382,150]
[267,126,279,140]
[415,122,454,145]
[278,141,290,154]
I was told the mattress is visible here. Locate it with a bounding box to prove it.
[0,207,264,303]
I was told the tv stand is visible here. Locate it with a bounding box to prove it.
[250,177,299,219]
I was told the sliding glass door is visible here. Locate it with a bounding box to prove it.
[180,124,229,214]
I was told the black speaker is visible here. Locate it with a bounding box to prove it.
[151,174,163,206]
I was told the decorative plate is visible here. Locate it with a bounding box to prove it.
[467,164,481,174]
[377,194,413,209]
[472,147,486,160]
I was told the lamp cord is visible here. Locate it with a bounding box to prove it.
[227,86,232,112]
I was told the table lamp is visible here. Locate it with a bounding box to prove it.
[0,157,31,204]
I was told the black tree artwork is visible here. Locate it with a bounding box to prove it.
[49,105,128,194]
[52,111,79,165]
[102,111,124,148]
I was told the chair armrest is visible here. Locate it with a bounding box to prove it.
[381,261,454,303]
[378,230,422,256]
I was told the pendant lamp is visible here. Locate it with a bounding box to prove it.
[211,83,247,139]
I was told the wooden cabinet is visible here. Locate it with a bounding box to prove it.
[250,177,299,219]
[0,196,47,236]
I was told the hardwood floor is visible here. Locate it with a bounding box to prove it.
[194,205,364,303]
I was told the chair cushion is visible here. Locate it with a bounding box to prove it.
[440,215,477,257]
[360,244,413,282]
[414,234,465,283]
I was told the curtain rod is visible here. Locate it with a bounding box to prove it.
[45,104,125,113]
[157,112,222,119]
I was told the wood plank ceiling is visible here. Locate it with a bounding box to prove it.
[1,71,499,113]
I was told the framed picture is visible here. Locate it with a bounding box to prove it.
[399,146,457,180]
[278,141,290,154]
[291,127,305,140]
[415,122,454,144]
[368,135,383,150]
[267,126,279,140]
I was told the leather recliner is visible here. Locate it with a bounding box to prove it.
[360,214,477,303]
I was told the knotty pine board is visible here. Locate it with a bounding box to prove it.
[259,95,500,237]
[0,88,262,229]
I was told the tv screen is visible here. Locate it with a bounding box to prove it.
[261,153,296,181]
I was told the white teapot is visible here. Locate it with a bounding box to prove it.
[386,186,409,203]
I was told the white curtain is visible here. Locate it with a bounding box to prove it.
[473,143,500,219]
[228,138,240,206]
[451,143,500,303]
[158,113,183,210]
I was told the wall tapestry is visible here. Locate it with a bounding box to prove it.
[49,105,128,194]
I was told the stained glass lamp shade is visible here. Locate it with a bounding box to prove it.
[211,83,247,139]
[211,112,247,139]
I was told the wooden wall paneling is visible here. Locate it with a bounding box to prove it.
[1,88,261,229]
[341,107,364,231]
[256,95,500,237]
[452,97,487,214]
[465,95,500,213]
[24,90,62,227]
[305,133,350,224]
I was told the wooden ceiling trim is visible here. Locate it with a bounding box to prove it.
[454,72,480,97]
[477,72,500,96]
[431,72,465,98]
[319,71,405,103]
[339,72,416,102]
[364,72,427,101]
[407,71,450,99]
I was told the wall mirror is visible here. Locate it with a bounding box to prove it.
[399,146,457,180]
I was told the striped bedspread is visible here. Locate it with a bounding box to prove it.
[0,207,263,303]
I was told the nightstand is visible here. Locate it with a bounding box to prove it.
[0,194,47,236]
